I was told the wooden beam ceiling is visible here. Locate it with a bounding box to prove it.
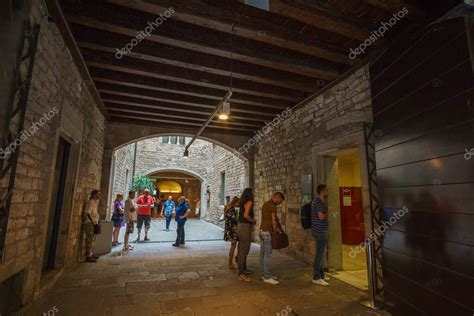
[56,0,454,136]
[82,50,304,101]
[269,0,370,41]
[107,0,355,65]
[64,2,342,79]
[72,25,329,91]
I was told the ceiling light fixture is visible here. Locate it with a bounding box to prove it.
[219,100,230,120]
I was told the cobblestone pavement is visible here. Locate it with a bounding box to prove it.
[17,221,389,316]
[119,219,225,243]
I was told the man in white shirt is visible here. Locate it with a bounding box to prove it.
[82,189,100,262]
[123,190,138,251]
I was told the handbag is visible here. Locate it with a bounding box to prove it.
[271,231,289,249]
[88,214,101,235]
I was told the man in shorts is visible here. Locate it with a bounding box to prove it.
[81,189,100,262]
[136,189,154,242]
[123,190,137,250]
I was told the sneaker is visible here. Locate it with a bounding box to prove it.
[144,237,150,241]
[85,256,97,263]
[261,276,278,281]
[324,276,330,282]
[312,279,329,286]
[172,243,180,247]
[263,277,280,285]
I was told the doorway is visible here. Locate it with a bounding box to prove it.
[42,137,71,272]
[324,148,368,290]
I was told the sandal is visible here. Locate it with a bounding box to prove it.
[238,274,251,282]
[228,264,237,270]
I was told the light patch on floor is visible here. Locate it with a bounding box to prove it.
[328,244,368,291]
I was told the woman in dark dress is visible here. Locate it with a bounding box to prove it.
[224,196,240,269]
[237,188,256,281]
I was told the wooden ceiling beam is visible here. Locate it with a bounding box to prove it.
[104,101,271,123]
[110,116,254,136]
[99,89,280,118]
[269,0,370,41]
[64,2,340,79]
[366,0,426,19]
[107,0,354,65]
[82,50,303,101]
[96,82,287,111]
[90,68,292,109]
[109,114,257,132]
[107,108,264,128]
[72,26,328,91]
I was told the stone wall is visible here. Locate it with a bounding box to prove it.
[110,137,247,227]
[110,144,135,211]
[253,66,373,263]
[206,145,247,225]
[0,0,105,306]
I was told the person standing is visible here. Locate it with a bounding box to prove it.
[162,195,175,231]
[112,194,125,247]
[311,184,330,286]
[259,192,285,285]
[136,189,154,242]
[81,190,101,262]
[224,196,240,269]
[123,191,137,251]
[172,196,191,247]
[237,188,255,281]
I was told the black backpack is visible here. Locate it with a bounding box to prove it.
[300,202,312,229]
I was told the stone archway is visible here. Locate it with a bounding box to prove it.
[104,135,250,226]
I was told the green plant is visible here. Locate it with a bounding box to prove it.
[131,175,156,193]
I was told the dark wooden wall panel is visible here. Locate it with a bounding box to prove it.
[370,16,474,316]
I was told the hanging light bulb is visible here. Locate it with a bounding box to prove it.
[219,100,230,120]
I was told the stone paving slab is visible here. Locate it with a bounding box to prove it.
[118,219,225,244]
[16,225,390,316]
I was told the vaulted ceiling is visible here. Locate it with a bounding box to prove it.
[54,0,462,136]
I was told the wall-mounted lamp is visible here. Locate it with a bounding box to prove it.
[183,149,189,158]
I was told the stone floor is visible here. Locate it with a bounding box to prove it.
[17,221,389,316]
[118,218,225,243]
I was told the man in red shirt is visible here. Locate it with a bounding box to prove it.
[136,189,154,242]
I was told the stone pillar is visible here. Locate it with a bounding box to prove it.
[99,148,113,219]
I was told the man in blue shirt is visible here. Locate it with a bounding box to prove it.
[172,196,191,247]
[162,196,175,231]
[311,184,330,286]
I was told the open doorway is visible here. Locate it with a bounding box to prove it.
[151,171,202,219]
[42,137,71,272]
[324,148,368,290]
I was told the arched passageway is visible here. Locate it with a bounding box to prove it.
[107,135,249,227]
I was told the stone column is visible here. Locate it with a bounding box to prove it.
[99,148,113,219]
